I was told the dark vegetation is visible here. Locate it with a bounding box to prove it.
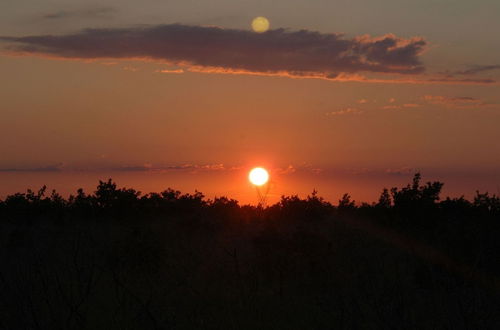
[0,173,499,329]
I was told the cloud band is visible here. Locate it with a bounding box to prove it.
[1,24,427,77]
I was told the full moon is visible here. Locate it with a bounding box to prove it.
[251,16,270,33]
[249,167,269,186]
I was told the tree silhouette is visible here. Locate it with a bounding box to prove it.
[390,172,443,210]
[377,188,392,208]
[0,173,499,329]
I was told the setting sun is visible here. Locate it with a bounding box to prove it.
[249,167,269,186]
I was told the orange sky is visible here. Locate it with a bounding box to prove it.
[1,1,500,204]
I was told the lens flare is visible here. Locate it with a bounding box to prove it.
[249,167,269,186]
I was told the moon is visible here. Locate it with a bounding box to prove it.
[251,16,270,33]
[249,167,269,186]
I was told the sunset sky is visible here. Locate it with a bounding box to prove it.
[1,0,499,204]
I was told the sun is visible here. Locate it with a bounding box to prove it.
[249,167,269,186]
[251,16,270,33]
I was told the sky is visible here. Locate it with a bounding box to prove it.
[1,0,499,204]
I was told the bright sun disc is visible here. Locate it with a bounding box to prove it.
[249,167,269,186]
[251,16,270,33]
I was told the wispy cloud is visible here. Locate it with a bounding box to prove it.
[155,68,184,74]
[326,107,363,116]
[381,105,401,110]
[113,163,227,172]
[173,67,497,85]
[0,24,427,79]
[442,65,500,76]
[402,103,420,108]
[425,77,496,85]
[381,103,420,110]
[0,163,64,172]
[423,95,494,108]
[274,165,297,175]
[274,163,323,175]
[112,163,325,176]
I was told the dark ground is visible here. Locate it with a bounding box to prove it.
[1,173,499,329]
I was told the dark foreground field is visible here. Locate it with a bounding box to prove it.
[1,174,499,329]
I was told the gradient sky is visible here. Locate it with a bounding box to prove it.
[1,0,499,203]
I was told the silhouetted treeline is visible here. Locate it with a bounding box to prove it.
[0,173,499,329]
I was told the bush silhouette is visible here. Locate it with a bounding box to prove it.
[0,173,499,329]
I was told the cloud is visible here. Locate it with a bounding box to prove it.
[381,103,420,110]
[0,163,228,173]
[155,68,184,74]
[426,77,496,85]
[443,65,500,76]
[423,95,494,108]
[43,7,116,20]
[277,163,323,175]
[0,163,64,172]
[162,65,497,85]
[381,105,400,110]
[274,165,297,175]
[111,163,324,175]
[114,163,226,172]
[326,107,363,116]
[403,103,420,108]
[0,24,427,78]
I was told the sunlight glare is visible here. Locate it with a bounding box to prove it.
[249,167,269,186]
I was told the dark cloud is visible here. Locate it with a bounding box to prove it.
[452,65,500,76]
[0,24,426,77]
[43,7,116,20]
[427,77,496,85]
[439,65,500,79]
[0,163,64,172]
[456,65,500,75]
